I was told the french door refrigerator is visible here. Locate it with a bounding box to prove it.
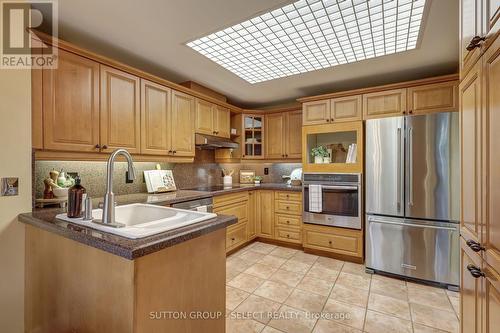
[365,112,460,287]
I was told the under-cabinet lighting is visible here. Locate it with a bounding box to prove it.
[186,0,426,84]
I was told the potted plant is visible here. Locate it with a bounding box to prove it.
[311,146,329,164]
[253,176,263,185]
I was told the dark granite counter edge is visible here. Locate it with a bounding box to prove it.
[19,213,237,260]
[208,184,302,197]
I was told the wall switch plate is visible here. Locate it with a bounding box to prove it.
[1,177,19,196]
[264,168,269,175]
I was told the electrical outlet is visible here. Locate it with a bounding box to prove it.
[264,168,269,175]
[125,171,134,184]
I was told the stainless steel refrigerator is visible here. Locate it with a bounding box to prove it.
[365,112,460,287]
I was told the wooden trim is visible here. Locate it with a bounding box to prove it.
[29,29,242,114]
[34,150,194,163]
[296,74,459,103]
[303,247,364,264]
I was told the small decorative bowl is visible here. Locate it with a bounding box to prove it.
[52,187,69,198]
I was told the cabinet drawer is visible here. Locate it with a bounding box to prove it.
[226,223,247,250]
[303,226,362,257]
[275,191,302,202]
[275,201,302,215]
[275,227,301,244]
[214,200,248,222]
[214,191,249,207]
[275,214,301,227]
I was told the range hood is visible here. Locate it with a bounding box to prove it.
[195,133,239,149]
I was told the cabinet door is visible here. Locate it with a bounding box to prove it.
[331,95,362,122]
[140,79,171,156]
[247,191,256,240]
[100,65,141,153]
[213,106,231,138]
[460,240,483,333]
[483,264,500,333]
[285,110,302,159]
[407,81,458,115]
[302,100,330,125]
[460,0,483,78]
[483,0,499,38]
[265,113,285,159]
[483,34,500,273]
[363,89,407,119]
[460,61,483,244]
[257,190,274,238]
[170,90,195,157]
[43,49,100,152]
[195,99,214,136]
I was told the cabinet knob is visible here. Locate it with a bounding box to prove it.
[467,264,485,278]
[102,145,108,149]
[326,119,330,122]
[330,118,334,121]
[286,234,290,238]
[409,110,413,114]
[466,35,486,51]
[168,150,172,153]
[173,150,177,154]
[286,220,290,224]
[328,240,332,245]
[95,144,101,149]
[231,237,235,241]
[286,206,289,210]
[466,239,485,252]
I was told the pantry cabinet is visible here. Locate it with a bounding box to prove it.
[100,65,141,154]
[140,79,171,156]
[194,99,230,138]
[42,49,100,152]
[170,90,195,157]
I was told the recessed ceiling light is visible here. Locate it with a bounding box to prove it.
[187,0,426,84]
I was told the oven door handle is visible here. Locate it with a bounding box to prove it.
[304,185,358,190]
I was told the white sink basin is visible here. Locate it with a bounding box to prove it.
[56,203,217,239]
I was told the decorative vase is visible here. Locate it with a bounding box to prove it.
[314,156,323,164]
[323,156,331,163]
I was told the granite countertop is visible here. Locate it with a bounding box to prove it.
[19,208,236,260]
[206,183,302,196]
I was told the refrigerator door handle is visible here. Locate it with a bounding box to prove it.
[367,217,457,231]
[397,127,402,212]
[408,127,414,206]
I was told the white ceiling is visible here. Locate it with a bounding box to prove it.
[36,0,458,108]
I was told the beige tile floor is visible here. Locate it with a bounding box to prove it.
[226,242,460,333]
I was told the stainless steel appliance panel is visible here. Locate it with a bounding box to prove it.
[365,117,405,217]
[365,215,460,285]
[405,113,460,222]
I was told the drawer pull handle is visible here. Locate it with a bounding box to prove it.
[286,206,289,210]
[466,239,485,252]
[231,237,235,241]
[467,264,485,278]
[328,240,332,245]
[286,234,290,238]
[286,220,290,224]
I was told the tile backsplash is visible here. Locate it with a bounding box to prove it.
[34,159,301,200]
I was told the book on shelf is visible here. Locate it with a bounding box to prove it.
[346,144,357,163]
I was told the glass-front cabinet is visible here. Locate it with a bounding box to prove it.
[243,115,264,159]
[302,121,363,173]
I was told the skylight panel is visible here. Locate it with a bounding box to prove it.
[187,0,426,84]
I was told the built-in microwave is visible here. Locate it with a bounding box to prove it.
[302,173,362,230]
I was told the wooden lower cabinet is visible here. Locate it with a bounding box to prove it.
[275,227,301,244]
[214,191,249,253]
[257,190,275,239]
[461,239,483,333]
[226,223,247,251]
[247,191,257,240]
[303,224,363,259]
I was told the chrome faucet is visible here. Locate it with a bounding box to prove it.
[93,148,136,228]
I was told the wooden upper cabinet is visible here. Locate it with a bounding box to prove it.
[363,88,407,119]
[285,110,302,159]
[460,61,483,244]
[460,0,484,78]
[170,90,195,157]
[265,113,285,159]
[213,106,230,138]
[140,79,171,156]
[331,95,362,122]
[302,100,330,125]
[483,34,500,273]
[100,65,141,154]
[195,99,214,136]
[43,49,100,152]
[408,81,459,115]
[460,241,483,333]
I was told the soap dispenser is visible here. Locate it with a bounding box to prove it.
[67,176,86,218]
